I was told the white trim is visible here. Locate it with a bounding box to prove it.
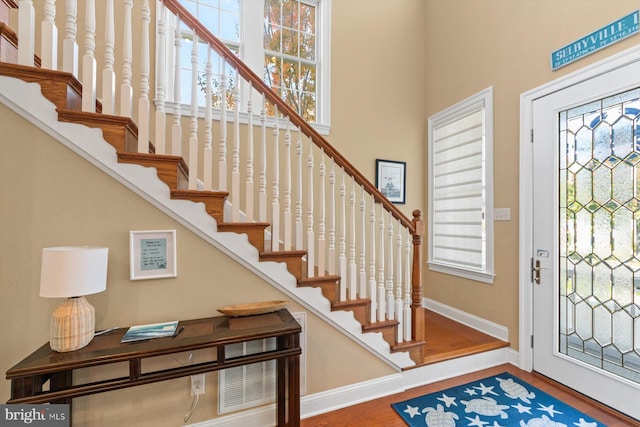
[519,43,640,372]
[422,297,509,342]
[187,347,515,426]
[427,263,496,285]
[427,86,494,284]
[162,101,332,136]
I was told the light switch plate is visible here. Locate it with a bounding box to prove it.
[494,208,511,221]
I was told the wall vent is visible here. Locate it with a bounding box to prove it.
[218,312,306,414]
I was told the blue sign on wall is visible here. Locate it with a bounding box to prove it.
[551,10,639,71]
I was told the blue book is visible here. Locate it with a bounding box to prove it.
[120,321,179,343]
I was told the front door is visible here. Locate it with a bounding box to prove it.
[532,58,640,419]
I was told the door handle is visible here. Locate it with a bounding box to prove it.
[531,259,541,284]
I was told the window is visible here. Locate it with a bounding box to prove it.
[264,0,317,122]
[427,87,495,284]
[164,0,330,132]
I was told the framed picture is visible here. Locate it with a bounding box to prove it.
[129,230,177,280]
[376,159,406,204]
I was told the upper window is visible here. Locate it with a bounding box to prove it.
[427,87,495,284]
[263,0,317,122]
[166,0,330,131]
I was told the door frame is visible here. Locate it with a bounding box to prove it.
[519,44,640,372]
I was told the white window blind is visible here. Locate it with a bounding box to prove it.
[428,88,494,284]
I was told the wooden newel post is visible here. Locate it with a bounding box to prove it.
[411,209,425,342]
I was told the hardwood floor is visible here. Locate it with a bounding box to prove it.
[301,310,639,427]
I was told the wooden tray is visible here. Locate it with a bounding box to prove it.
[217,300,288,317]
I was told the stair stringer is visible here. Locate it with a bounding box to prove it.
[0,75,415,370]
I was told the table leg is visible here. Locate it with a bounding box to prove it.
[276,335,300,427]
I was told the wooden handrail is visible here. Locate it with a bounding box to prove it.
[161,0,415,233]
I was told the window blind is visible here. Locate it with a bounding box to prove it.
[432,109,485,270]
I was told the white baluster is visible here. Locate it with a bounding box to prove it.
[101,0,115,115]
[245,83,255,222]
[404,227,412,341]
[120,0,132,117]
[232,71,241,221]
[41,0,57,70]
[339,169,347,301]
[137,0,150,151]
[259,96,267,222]
[386,212,395,320]
[318,152,326,276]
[171,13,182,156]
[328,160,336,275]
[18,0,35,66]
[295,133,304,250]
[377,203,386,321]
[283,121,292,250]
[203,48,213,190]
[348,180,357,300]
[359,186,367,298]
[154,3,167,153]
[271,109,280,252]
[395,219,404,342]
[369,202,377,324]
[307,148,315,278]
[219,62,228,191]
[62,0,78,76]
[188,32,199,190]
[82,0,96,113]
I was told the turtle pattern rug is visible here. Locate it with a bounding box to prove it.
[391,372,606,427]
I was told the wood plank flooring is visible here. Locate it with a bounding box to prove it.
[301,310,639,427]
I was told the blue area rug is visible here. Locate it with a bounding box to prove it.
[391,372,605,426]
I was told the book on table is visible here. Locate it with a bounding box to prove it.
[120,321,179,343]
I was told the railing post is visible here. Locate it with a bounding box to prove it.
[62,0,78,76]
[154,3,167,153]
[81,0,96,113]
[17,0,35,66]
[41,0,58,70]
[120,0,132,117]
[102,0,115,115]
[411,210,425,342]
[137,0,151,151]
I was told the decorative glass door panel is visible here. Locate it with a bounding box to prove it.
[559,87,640,383]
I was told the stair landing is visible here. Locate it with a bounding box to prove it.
[420,309,509,366]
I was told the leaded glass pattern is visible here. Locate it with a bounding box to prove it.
[560,87,640,383]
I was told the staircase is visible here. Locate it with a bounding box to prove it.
[0,0,427,369]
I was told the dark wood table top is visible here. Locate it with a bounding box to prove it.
[7,309,301,379]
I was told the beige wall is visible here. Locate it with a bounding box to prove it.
[424,0,640,351]
[331,0,427,219]
[0,104,392,425]
[5,0,640,424]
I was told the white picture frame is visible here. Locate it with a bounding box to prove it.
[129,230,177,280]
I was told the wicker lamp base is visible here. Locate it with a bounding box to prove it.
[49,296,95,352]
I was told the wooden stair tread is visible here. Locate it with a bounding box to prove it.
[58,109,138,153]
[362,318,400,332]
[332,298,371,309]
[118,152,188,190]
[298,275,340,285]
[0,24,40,67]
[217,222,270,230]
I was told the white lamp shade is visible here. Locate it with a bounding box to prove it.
[40,247,109,298]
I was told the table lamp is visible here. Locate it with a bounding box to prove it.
[39,246,109,352]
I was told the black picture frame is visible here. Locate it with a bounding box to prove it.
[375,159,406,204]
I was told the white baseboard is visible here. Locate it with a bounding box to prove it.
[423,297,510,342]
[190,347,520,426]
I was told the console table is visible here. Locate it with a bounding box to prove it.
[6,309,301,426]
